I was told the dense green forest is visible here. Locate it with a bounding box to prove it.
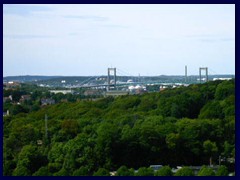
[3,80,235,176]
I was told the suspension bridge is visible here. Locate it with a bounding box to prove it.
[63,66,222,91]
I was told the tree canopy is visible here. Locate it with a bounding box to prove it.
[3,80,235,176]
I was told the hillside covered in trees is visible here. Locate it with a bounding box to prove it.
[3,79,235,176]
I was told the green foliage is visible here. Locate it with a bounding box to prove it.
[203,140,218,166]
[61,119,79,137]
[203,140,218,157]
[174,167,194,176]
[72,166,89,176]
[215,80,235,100]
[216,165,229,176]
[221,95,235,117]
[12,166,31,176]
[48,143,64,163]
[135,167,154,176]
[154,166,173,176]
[3,159,16,176]
[48,163,62,173]
[10,104,29,115]
[3,80,235,176]
[137,94,157,112]
[11,90,23,102]
[223,141,234,157]
[129,168,135,176]
[166,133,179,150]
[93,168,110,176]
[16,145,48,175]
[3,101,12,112]
[197,166,215,176]
[32,166,52,176]
[116,165,134,176]
[199,101,224,119]
[111,95,141,110]
[53,168,69,176]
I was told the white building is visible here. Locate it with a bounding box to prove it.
[49,90,74,94]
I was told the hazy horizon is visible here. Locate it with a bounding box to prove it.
[3,4,235,77]
[3,73,235,78]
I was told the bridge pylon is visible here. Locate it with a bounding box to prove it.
[199,67,208,83]
[107,68,116,91]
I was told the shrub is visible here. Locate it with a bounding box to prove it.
[135,167,154,176]
[174,167,194,176]
[216,165,228,176]
[72,166,89,176]
[93,168,110,176]
[116,165,134,176]
[198,166,215,176]
[155,166,173,176]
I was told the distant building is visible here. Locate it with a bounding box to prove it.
[41,98,55,105]
[60,99,68,103]
[49,90,74,94]
[3,81,21,89]
[3,110,10,116]
[127,79,134,83]
[197,78,206,81]
[150,165,163,171]
[19,95,31,103]
[104,90,129,97]
[84,89,101,96]
[96,77,106,81]
[135,88,146,95]
[159,85,168,91]
[213,78,232,81]
[3,97,11,103]
[128,85,146,94]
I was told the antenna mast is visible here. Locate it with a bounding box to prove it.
[45,114,48,139]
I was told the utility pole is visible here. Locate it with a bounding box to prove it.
[45,114,48,140]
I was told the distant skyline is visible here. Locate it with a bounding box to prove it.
[3,4,235,77]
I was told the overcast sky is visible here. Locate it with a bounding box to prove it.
[3,4,235,76]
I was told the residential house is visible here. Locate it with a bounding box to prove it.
[19,95,31,103]
[4,81,21,89]
[41,98,55,106]
[84,89,101,96]
[3,97,11,103]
